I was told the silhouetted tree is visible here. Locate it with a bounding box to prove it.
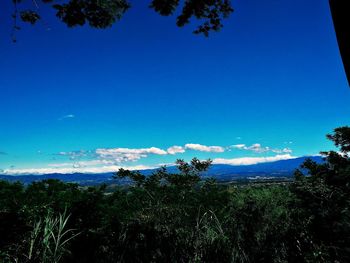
[1,129,350,262]
[11,0,233,41]
[292,126,350,262]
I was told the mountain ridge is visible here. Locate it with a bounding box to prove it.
[0,156,323,185]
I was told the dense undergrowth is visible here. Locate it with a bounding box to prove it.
[1,127,350,263]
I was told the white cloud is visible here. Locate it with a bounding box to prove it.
[54,147,169,167]
[4,154,298,175]
[96,147,167,156]
[56,150,89,160]
[167,146,185,155]
[3,164,155,175]
[230,143,269,153]
[230,144,246,149]
[213,154,296,166]
[272,148,293,154]
[185,143,224,153]
[246,143,270,153]
[59,114,75,120]
[48,159,115,168]
[5,140,297,175]
[95,147,167,163]
[230,144,292,154]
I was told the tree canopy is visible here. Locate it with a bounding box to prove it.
[12,0,233,38]
[1,126,350,262]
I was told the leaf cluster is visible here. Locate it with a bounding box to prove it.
[12,0,233,36]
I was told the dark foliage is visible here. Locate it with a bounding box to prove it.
[1,127,350,262]
[11,0,233,38]
[291,126,350,262]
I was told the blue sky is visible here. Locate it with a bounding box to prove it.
[1,0,349,174]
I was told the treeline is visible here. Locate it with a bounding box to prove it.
[1,127,350,263]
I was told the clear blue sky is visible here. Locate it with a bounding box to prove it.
[1,0,349,174]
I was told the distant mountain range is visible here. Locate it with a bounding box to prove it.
[0,156,323,186]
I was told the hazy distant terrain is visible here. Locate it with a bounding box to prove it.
[0,156,322,185]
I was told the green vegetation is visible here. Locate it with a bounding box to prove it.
[1,127,350,262]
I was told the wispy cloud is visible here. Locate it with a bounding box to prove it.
[3,154,300,175]
[0,151,7,155]
[58,114,75,120]
[3,164,156,175]
[230,144,292,154]
[167,146,185,155]
[48,159,115,168]
[213,154,296,166]
[56,150,90,160]
[34,141,295,174]
[53,141,292,165]
[230,143,269,153]
[230,144,246,149]
[271,148,293,154]
[185,144,225,153]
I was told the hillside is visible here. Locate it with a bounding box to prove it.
[0,156,323,185]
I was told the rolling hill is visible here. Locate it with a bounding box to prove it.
[0,156,323,185]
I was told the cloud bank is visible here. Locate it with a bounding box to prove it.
[213,154,295,166]
[2,141,296,175]
[95,147,167,163]
[185,144,224,153]
[2,164,155,175]
[2,154,298,175]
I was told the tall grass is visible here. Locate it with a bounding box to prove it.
[192,209,230,262]
[2,211,79,263]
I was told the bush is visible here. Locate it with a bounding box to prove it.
[1,127,349,262]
